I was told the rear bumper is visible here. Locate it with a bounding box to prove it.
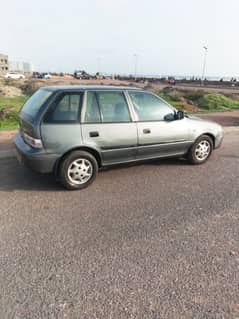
[14,133,59,173]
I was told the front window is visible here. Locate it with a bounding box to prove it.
[129,92,174,121]
[21,89,52,119]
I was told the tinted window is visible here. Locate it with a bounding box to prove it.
[129,92,173,121]
[21,89,52,118]
[44,93,83,123]
[97,92,130,123]
[84,92,101,123]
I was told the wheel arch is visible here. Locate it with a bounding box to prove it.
[201,133,215,148]
[54,146,102,176]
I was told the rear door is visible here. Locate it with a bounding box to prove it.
[40,91,84,154]
[81,90,137,165]
[128,91,191,159]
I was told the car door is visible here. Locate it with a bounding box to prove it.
[41,91,84,154]
[127,91,191,159]
[81,90,137,165]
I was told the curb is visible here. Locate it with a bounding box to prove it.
[0,127,238,160]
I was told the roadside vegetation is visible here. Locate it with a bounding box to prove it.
[1,78,239,130]
[157,87,239,113]
[0,96,28,130]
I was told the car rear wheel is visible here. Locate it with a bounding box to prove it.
[59,151,98,190]
[187,135,213,164]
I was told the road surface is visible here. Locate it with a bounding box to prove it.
[0,131,239,319]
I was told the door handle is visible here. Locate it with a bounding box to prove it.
[143,128,151,134]
[89,131,99,137]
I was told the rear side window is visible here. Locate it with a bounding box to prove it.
[44,92,83,123]
[21,89,52,119]
[97,92,131,123]
[84,91,131,123]
[84,92,101,123]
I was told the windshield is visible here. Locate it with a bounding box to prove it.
[21,89,52,118]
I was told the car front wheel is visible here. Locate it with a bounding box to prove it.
[187,135,213,164]
[59,151,98,190]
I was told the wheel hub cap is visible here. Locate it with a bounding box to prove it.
[195,140,211,161]
[67,159,93,185]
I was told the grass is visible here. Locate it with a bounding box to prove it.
[198,93,239,111]
[157,89,239,113]
[1,88,239,131]
[0,96,28,130]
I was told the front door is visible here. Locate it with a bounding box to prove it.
[128,91,191,159]
[81,91,137,165]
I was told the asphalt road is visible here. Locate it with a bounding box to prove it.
[0,131,239,319]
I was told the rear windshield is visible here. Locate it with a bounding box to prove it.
[21,89,52,118]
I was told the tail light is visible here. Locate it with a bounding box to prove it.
[23,132,43,149]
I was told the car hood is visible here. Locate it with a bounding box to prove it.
[185,114,223,134]
[186,114,218,125]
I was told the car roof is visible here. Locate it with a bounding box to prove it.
[41,85,141,92]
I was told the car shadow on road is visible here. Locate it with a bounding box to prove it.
[0,157,189,192]
[0,157,63,192]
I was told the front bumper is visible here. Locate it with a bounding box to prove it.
[214,129,224,149]
[14,133,59,173]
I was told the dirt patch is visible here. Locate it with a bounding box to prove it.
[0,130,16,151]
[0,85,22,97]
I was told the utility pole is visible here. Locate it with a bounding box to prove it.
[134,54,138,81]
[201,46,208,86]
[97,57,101,74]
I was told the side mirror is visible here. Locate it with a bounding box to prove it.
[176,110,184,120]
[164,113,176,121]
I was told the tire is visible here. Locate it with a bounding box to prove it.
[59,151,98,190]
[187,135,213,165]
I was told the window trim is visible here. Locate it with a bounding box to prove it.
[127,90,176,123]
[82,90,133,124]
[43,91,84,124]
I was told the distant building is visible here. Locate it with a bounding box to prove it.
[0,53,9,75]
[9,61,34,73]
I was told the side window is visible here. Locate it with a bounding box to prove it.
[44,93,82,123]
[84,92,101,123]
[97,92,131,123]
[129,92,173,121]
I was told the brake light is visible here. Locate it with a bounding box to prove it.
[23,133,43,149]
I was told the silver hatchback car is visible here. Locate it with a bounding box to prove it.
[14,85,223,190]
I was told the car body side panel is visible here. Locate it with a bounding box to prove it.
[81,123,138,164]
[41,123,84,155]
[136,118,193,158]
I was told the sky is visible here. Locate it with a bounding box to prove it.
[1,0,239,76]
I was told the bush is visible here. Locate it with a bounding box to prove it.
[0,96,28,130]
[184,90,204,101]
[20,81,40,95]
[198,93,239,110]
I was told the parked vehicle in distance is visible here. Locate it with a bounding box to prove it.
[5,72,25,80]
[73,70,92,79]
[14,86,224,190]
[41,73,51,79]
[33,72,51,79]
[167,77,176,85]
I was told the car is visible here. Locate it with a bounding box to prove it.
[74,70,92,79]
[41,73,51,79]
[167,77,176,85]
[4,72,25,80]
[32,72,51,79]
[14,85,223,190]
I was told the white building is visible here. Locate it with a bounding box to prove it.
[9,61,34,73]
